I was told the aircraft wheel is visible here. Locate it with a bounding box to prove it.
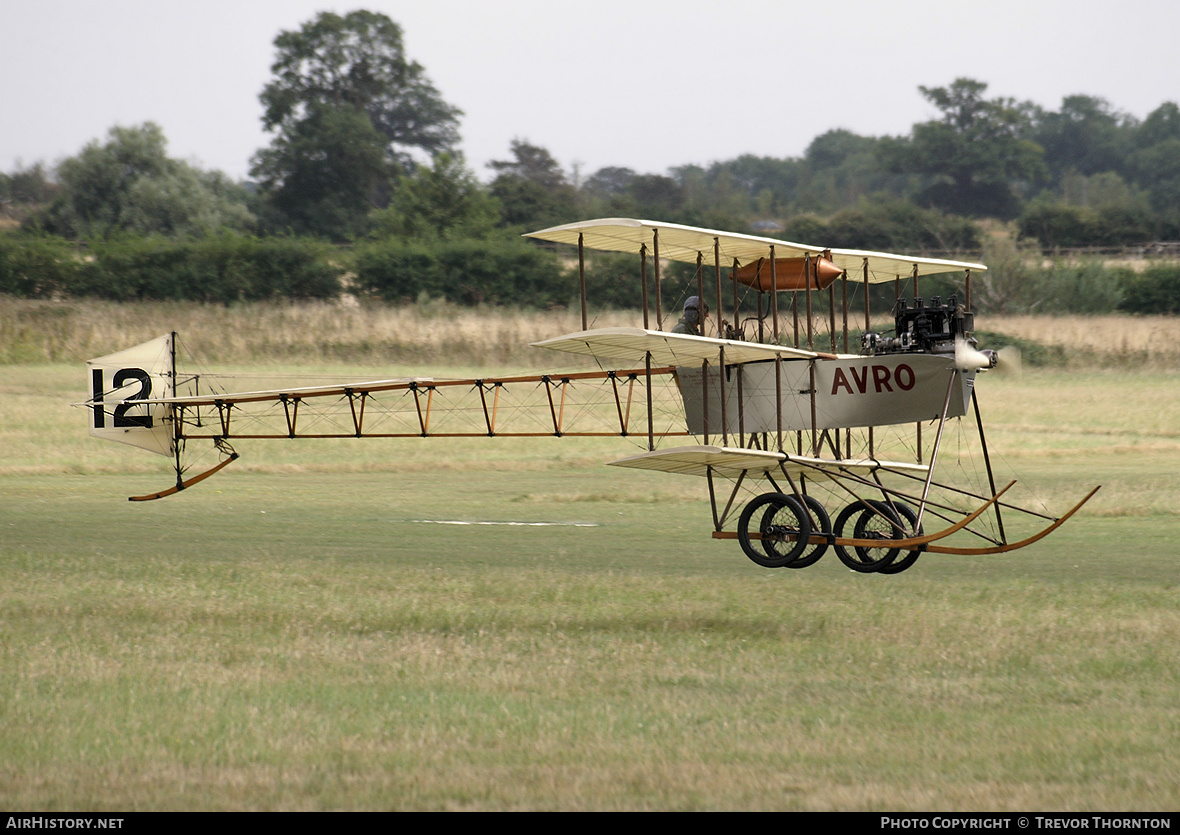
[877,502,923,575]
[785,495,831,569]
[738,492,811,569]
[833,500,880,572]
[851,500,906,572]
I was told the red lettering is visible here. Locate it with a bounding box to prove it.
[831,368,854,395]
[833,363,915,395]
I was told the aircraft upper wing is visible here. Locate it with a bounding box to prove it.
[525,217,986,282]
[532,327,840,366]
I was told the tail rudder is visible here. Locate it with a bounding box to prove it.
[85,334,176,456]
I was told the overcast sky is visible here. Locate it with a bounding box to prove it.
[2,0,1178,183]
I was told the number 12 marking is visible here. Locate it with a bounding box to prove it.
[91,367,154,429]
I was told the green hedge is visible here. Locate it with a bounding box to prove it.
[5,230,1179,315]
[77,235,340,302]
[1017,202,1160,249]
[1120,264,1180,314]
[0,233,340,302]
[353,237,570,306]
[0,235,82,297]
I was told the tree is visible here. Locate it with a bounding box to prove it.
[34,123,253,238]
[1128,104,1180,218]
[881,78,1044,218]
[252,10,462,239]
[1,162,56,217]
[804,129,879,171]
[251,104,391,238]
[487,139,568,190]
[259,10,460,164]
[784,198,980,252]
[1135,102,1180,149]
[715,154,803,210]
[1034,95,1135,180]
[627,174,684,216]
[368,153,500,239]
[1129,138,1180,216]
[487,139,577,228]
[797,130,892,213]
[582,166,637,199]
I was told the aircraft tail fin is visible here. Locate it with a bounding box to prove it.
[85,334,176,456]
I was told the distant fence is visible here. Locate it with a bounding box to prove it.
[913,242,1180,261]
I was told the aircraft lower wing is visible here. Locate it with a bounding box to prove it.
[532,327,837,367]
[607,445,930,479]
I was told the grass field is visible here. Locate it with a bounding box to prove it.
[2,306,1178,810]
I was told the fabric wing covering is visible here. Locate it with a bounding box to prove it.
[525,218,986,283]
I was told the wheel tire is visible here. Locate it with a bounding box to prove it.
[738,492,811,569]
[786,494,831,569]
[762,495,815,567]
[852,499,905,572]
[834,500,878,572]
[877,502,923,575]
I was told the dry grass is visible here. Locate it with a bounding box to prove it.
[975,314,1180,368]
[0,297,635,368]
[4,296,1178,369]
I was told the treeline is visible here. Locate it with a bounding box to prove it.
[579,83,1180,252]
[2,11,1180,317]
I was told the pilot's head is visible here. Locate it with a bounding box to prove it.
[684,296,708,324]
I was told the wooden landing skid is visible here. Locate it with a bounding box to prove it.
[712,483,1099,554]
[128,453,239,502]
[924,486,1101,555]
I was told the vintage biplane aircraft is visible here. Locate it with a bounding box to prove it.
[82,218,1098,573]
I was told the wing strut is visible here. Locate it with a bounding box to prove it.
[914,368,961,531]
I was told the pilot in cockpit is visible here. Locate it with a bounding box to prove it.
[671,296,708,336]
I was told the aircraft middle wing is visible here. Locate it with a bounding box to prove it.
[532,327,840,367]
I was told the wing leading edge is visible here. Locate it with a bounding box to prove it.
[532,327,835,366]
